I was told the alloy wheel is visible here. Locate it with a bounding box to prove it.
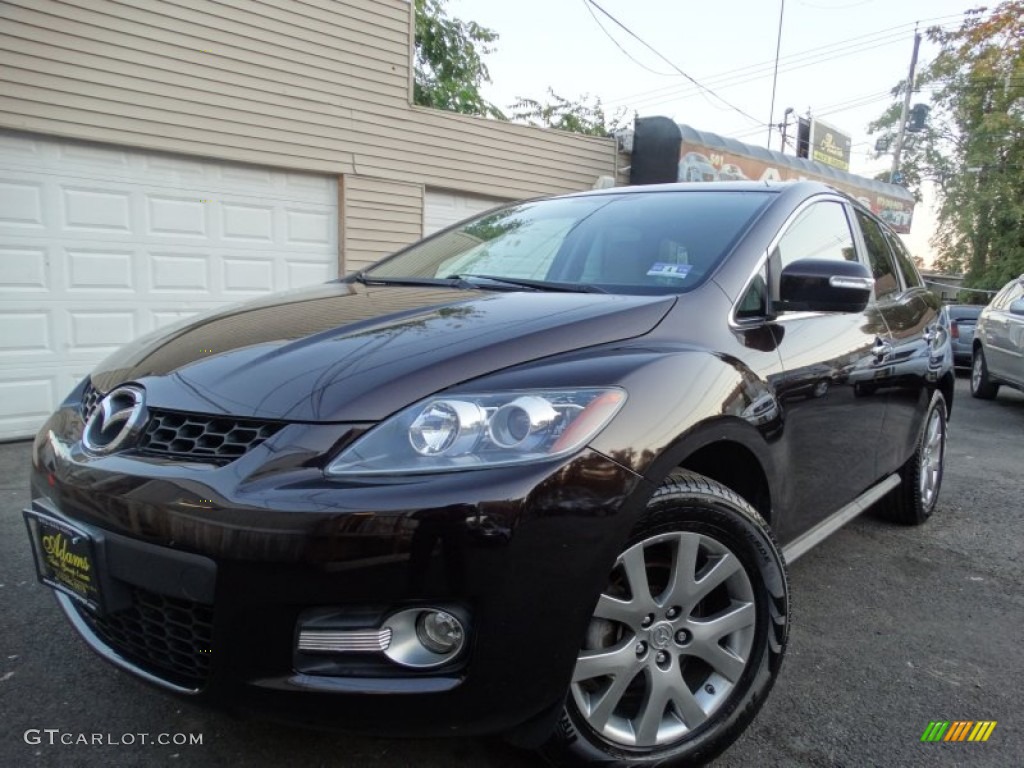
[918,407,944,509]
[570,531,755,748]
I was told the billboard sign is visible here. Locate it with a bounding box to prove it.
[808,119,852,172]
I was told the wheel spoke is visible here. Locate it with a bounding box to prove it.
[691,552,742,605]
[572,639,639,683]
[669,683,708,730]
[697,601,756,640]
[593,593,643,625]
[688,642,747,683]
[587,665,640,729]
[620,542,654,609]
[663,532,701,606]
[634,672,670,746]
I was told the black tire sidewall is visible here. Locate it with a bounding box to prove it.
[543,475,789,767]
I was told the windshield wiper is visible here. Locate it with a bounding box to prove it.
[447,274,606,294]
[352,273,473,289]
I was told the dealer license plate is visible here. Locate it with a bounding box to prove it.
[24,509,103,613]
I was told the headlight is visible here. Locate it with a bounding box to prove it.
[326,388,626,476]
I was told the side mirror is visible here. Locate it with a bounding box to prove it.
[777,258,874,313]
[1008,298,1024,317]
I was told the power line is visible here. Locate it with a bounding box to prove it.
[578,0,676,77]
[584,0,766,126]
[605,13,968,109]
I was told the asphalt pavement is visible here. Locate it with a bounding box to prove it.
[2,374,1021,767]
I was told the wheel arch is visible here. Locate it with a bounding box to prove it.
[641,417,776,526]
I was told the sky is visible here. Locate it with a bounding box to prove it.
[447,0,981,264]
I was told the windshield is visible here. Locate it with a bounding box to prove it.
[365,191,773,294]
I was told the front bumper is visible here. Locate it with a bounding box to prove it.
[28,411,646,736]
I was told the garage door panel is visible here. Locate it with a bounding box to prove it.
[0,373,57,436]
[285,208,333,245]
[67,309,138,353]
[0,129,338,440]
[66,248,136,290]
[63,186,133,232]
[223,255,275,293]
[0,244,49,289]
[0,311,52,356]
[286,259,333,288]
[149,251,211,292]
[222,202,274,242]
[0,178,45,228]
[147,195,209,238]
[424,188,506,235]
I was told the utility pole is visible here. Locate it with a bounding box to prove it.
[890,29,921,183]
[767,0,785,148]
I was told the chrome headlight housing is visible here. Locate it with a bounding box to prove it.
[326,388,626,476]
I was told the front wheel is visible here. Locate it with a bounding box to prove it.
[540,471,789,767]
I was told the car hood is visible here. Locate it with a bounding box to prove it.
[89,282,675,422]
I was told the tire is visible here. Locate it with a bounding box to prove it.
[971,347,999,399]
[540,471,789,767]
[881,391,947,525]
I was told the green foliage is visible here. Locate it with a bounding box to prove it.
[413,0,504,118]
[868,2,1024,289]
[511,88,629,137]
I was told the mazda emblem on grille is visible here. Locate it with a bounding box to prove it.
[82,385,148,455]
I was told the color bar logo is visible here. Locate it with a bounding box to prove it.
[921,721,997,742]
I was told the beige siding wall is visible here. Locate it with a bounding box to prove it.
[0,0,615,200]
[343,175,424,274]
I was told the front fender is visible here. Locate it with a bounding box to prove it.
[587,350,781,484]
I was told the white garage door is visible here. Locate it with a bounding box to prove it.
[0,130,338,441]
[424,188,507,235]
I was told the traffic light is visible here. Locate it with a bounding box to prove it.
[908,103,930,132]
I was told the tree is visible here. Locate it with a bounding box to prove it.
[413,0,504,118]
[511,89,629,137]
[868,2,1024,289]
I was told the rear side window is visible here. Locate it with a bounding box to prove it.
[995,281,1024,309]
[855,210,900,301]
[884,230,924,289]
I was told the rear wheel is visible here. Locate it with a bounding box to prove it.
[540,471,789,767]
[881,391,946,525]
[971,348,999,399]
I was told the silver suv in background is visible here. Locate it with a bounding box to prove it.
[972,275,1024,398]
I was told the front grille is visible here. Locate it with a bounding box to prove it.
[77,587,214,688]
[81,382,103,421]
[137,410,282,461]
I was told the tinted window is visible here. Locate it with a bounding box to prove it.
[884,230,924,289]
[736,265,767,319]
[368,191,773,295]
[999,282,1024,308]
[948,305,982,321]
[776,202,857,270]
[855,210,900,301]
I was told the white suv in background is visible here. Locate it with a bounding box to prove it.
[972,274,1024,399]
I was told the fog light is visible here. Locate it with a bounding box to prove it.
[416,610,464,654]
[383,607,469,668]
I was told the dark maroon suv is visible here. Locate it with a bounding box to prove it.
[25,181,952,766]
